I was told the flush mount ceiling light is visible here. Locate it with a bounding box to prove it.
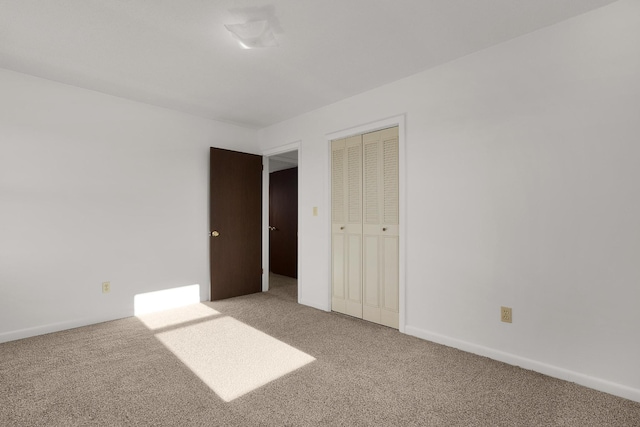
[225,20,278,49]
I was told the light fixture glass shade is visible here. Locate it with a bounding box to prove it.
[225,20,278,49]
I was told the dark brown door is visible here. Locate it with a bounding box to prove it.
[210,147,262,300]
[269,167,298,278]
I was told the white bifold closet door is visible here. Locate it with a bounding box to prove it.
[331,135,363,319]
[331,127,399,329]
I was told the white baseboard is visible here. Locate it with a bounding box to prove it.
[0,310,133,344]
[404,325,640,404]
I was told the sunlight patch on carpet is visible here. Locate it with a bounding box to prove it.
[134,284,201,316]
[154,316,316,402]
[137,303,220,330]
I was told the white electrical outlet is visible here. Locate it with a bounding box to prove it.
[501,306,512,323]
[102,281,111,294]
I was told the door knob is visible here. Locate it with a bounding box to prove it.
[269,226,277,231]
[211,231,220,237]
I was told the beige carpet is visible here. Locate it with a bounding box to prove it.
[1,274,639,426]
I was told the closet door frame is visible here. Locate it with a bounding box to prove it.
[326,115,406,333]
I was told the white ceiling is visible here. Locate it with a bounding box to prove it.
[0,0,617,129]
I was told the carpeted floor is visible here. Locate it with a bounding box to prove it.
[1,273,639,426]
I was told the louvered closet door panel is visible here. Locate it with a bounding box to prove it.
[345,232,362,317]
[331,138,347,313]
[343,135,363,317]
[331,232,346,312]
[331,136,363,318]
[363,234,380,310]
[331,139,346,225]
[362,127,399,329]
[346,136,362,224]
[362,132,383,323]
[380,235,399,328]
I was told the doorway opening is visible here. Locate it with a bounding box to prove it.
[265,150,299,301]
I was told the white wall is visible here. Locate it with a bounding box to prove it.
[259,0,640,402]
[0,69,258,342]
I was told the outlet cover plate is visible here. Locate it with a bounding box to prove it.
[501,306,512,323]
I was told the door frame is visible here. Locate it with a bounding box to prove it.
[325,115,406,333]
[262,141,301,294]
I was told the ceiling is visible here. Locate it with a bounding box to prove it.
[0,0,617,129]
